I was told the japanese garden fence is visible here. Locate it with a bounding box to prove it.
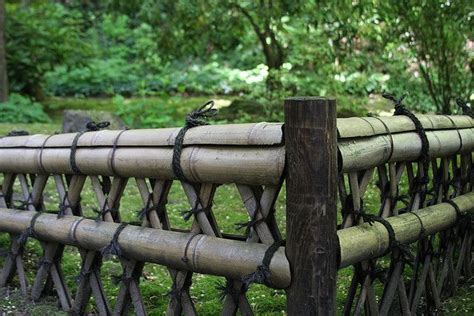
[0,97,472,315]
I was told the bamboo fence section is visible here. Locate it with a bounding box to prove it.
[0,98,472,316]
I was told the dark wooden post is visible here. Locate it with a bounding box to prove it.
[284,97,338,315]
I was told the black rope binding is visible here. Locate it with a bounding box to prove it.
[70,121,110,174]
[445,200,468,223]
[180,200,211,222]
[167,273,193,302]
[57,193,71,219]
[112,271,133,286]
[181,233,200,263]
[18,212,42,245]
[357,212,414,264]
[241,239,285,290]
[456,98,473,118]
[137,193,154,220]
[14,193,35,210]
[383,93,430,204]
[76,255,102,283]
[100,223,128,258]
[217,279,241,303]
[235,215,265,238]
[93,198,113,222]
[172,101,217,182]
[110,128,127,177]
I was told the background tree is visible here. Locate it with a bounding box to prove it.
[0,0,7,102]
[383,0,473,114]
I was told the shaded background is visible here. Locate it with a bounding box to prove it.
[0,0,472,131]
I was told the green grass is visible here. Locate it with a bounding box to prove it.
[0,97,472,315]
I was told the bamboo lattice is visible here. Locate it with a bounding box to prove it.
[0,111,472,315]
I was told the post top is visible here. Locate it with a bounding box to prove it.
[285,96,334,101]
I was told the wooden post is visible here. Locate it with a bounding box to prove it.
[285,97,338,315]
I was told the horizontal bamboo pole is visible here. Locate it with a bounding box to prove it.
[0,208,291,288]
[337,114,473,138]
[0,115,471,149]
[0,193,472,285]
[0,123,284,148]
[338,192,474,267]
[339,128,473,172]
[0,128,470,180]
[0,146,286,185]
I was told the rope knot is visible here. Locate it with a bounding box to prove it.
[235,217,265,237]
[172,100,218,182]
[86,121,110,131]
[242,264,271,290]
[184,101,217,128]
[456,98,473,118]
[382,92,406,113]
[180,204,211,222]
[112,272,133,286]
[100,223,128,259]
[241,239,285,290]
[216,280,242,302]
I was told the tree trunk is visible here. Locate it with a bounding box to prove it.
[0,0,8,102]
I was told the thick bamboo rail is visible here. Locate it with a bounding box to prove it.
[0,193,471,284]
[0,123,471,183]
[0,208,291,288]
[339,192,474,267]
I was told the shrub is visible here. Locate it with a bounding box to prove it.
[6,3,89,100]
[0,94,51,123]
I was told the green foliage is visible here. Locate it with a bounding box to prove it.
[381,0,473,114]
[0,93,51,124]
[4,0,472,113]
[5,2,90,100]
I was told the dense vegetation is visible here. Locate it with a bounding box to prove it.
[0,0,472,125]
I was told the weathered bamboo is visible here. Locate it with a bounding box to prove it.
[338,192,474,268]
[0,146,286,185]
[0,208,291,288]
[0,115,471,149]
[336,114,473,138]
[0,123,284,148]
[0,128,471,179]
[1,193,472,288]
[338,128,473,172]
[0,118,472,182]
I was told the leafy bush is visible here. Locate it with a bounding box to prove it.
[45,58,140,97]
[6,3,90,99]
[0,94,51,123]
[113,95,181,128]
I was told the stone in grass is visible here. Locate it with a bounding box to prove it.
[62,110,126,133]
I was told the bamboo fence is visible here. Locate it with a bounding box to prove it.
[0,99,472,316]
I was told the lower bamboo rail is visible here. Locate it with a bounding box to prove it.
[1,192,472,286]
[0,208,291,288]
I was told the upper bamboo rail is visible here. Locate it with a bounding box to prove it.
[0,115,471,184]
